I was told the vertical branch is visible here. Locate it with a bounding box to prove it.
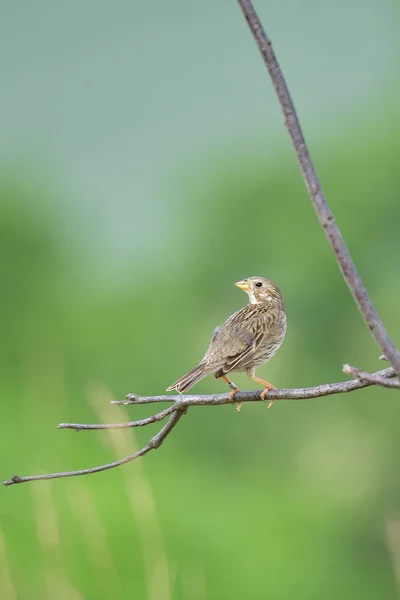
[237,0,400,376]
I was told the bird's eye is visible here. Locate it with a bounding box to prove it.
[255,281,263,288]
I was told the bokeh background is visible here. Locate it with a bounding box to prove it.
[1,1,400,598]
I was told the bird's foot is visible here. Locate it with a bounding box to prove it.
[220,375,242,412]
[260,384,275,409]
[227,387,243,413]
[228,387,239,402]
[247,375,276,408]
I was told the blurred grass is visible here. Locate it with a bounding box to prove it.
[1,112,400,599]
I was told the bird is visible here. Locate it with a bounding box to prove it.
[167,276,287,412]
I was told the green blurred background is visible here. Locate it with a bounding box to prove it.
[1,1,400,598]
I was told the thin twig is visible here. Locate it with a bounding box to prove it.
[343,364,400,389]
[236,0,400,376]
[57,405,177,431]
[3,410,184,486]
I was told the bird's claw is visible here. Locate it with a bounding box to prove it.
[228,387,239,402]
[227,387,242,413]
[260,385,275,409]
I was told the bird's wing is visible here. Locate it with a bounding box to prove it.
[204,305,269,373]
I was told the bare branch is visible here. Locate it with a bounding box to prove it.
[343,364,400,389]
[120,367,396,407]
[236,0,400,376]
[3,410,184,487]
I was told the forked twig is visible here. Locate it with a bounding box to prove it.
[4,410,184,486]
[3,367,396,486]
[343,364,400,389]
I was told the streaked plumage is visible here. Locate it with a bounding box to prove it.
[167,277,286,410]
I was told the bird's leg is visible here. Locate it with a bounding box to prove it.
[219,375,239,400]
[217,374,242,412]
[247,375,275,409]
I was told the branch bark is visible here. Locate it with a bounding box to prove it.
[236,0,400,376]
[3,367,396,486]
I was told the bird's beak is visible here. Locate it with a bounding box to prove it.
[235,280,250,291]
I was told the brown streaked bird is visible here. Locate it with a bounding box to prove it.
[167,276,287,411]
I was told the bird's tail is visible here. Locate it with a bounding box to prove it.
[166,362,207,394]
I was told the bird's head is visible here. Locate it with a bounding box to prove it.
[235,276,283,306]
